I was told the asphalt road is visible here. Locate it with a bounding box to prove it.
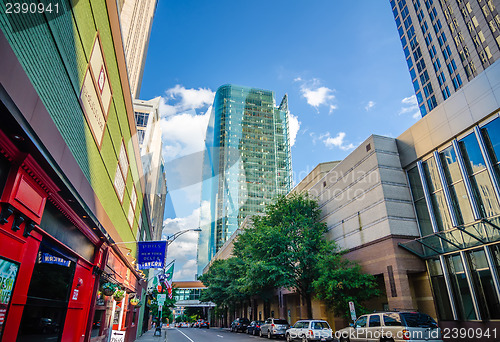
[166,327,282,342]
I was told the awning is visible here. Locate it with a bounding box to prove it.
[399,216,500,259]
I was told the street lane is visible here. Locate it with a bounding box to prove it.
[166,327,278,342]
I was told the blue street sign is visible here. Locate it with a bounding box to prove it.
[137,241,167,270]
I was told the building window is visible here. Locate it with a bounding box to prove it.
[440,146,474,225]
[459,133,500,218]
[446,254,477,320]
[467,248,500,319]
[423,157,453,231]
[481,117,500,180]
[428,258,454,320]
[408,166,434,235]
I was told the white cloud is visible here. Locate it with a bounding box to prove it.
[321,132,356,151]
[162,85,215,116]
[399,95,420,120]
[293,77,302,82]
[365,101,375,111]
[289,113,301,147]
[159,106,211,159]
[162,205,204,281]
[297,78,336,113]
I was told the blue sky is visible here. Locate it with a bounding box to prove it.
[139,0,419,280]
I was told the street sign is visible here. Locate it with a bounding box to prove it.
[349,301,356,321]
[157,294,166,304]
[158,305,163,312]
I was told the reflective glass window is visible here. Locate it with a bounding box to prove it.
[470,171,500,218]
[440,146,474,224]
[427,259,454,320]
[481,117,500,180]
[446,254,477,320]
[430,190,453,231]
[459,133,486,174]
[423,157,442,192]
[468,249,500,319]
[407,167,434,235]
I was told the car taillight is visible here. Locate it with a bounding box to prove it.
[271,324,275,327]
[402,329,410,340]
[308,330,314,337]
[256,325,260,328]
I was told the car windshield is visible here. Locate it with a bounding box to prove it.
[312,321,330,329]
[241,318,250,323]
[274,320,288,325]
[401,313,438,328]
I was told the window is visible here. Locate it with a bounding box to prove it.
[468,249,500,319]
[369,315,381,327]
[440,146,474,224]
[446,254,477,320]
[442,86,451,100]
[355,316,367,328]
[481,117,500,179]
[423,157,453,230]
[428,259,454,320]
[383,314,403,326]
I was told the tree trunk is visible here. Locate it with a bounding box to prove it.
[304,293,312,319]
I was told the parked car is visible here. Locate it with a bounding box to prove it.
[336,311,442,342]
[247,320,264,335]
[260,318,290,339]
[286,319,333,341]
[231,317,251,332]
[199,320,210,328]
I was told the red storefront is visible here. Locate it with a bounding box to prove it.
[0,125,144,342]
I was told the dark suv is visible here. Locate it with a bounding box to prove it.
[231,317,251,332]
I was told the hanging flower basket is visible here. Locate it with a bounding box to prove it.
[129,298,141,306]
[113,289,126,302]
[100,282,118,296]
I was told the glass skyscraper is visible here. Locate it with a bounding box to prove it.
[197,85,292,275]
[390,0,500,116]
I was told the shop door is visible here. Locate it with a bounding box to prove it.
[16,239,76,342]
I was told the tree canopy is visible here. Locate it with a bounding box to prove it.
[200,192,380,319]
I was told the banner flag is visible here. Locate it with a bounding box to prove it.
[165,264,174,299]
[137,241,167,270]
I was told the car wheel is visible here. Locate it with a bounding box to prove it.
[301,336,307,342]
[340,338,350,342]
[268,330,272,339]
[286,333,292,342]
[260,330,264,337]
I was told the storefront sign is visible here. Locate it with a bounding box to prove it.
[137,241,167,270]
[40,253,71,267]
[110,330,125,342]
[0,257,19,339]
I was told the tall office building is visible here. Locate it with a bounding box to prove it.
[391,0,500,116]
[134,97,167,241]
[197,85,293,275]
[118,0,158,98]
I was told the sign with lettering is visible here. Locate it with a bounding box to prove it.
[0,257,19,339]
[40,253,71,267]
[79,34,112,149]
[110,330,125,342]
[137,241,167,270]
[157,294,166,304]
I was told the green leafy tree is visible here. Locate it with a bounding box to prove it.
[198,257,248,308]
[201,193,380,320]
[313,251,379,319]
[233,193,331,318]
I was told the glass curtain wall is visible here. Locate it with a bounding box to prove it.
[406,116,500,322]
[459,133,500,217]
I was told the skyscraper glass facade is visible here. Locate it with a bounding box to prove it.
[197,85,292,275]
[390,0,500,117]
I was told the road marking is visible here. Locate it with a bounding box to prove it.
[217,334,224,338]
[175,328,195,342]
